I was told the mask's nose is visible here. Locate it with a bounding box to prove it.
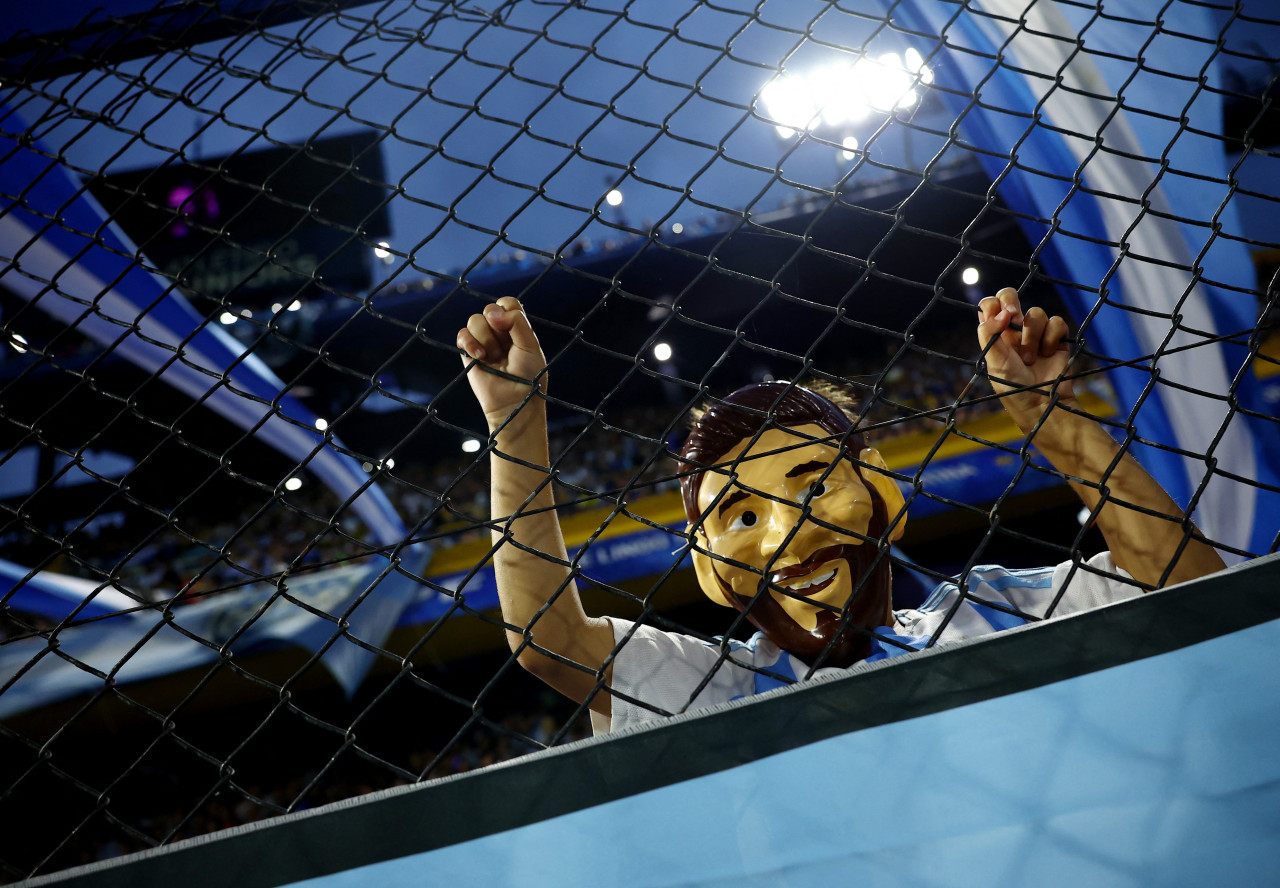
[758,501,801,561]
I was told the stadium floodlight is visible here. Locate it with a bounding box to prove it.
[760,74,820,138]
[284,476,303,491]
[315,418,329,431]
[462,438,482,453]
[373,241,392,260]
[761,50,935,139]
[813,63,872,126]
[653,342,673,362]
[605,189,623,207]
[905,47,935,85]
[219,311,237,325]
[962,266,981,285]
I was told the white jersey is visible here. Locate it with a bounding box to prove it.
[593,552,1139,734]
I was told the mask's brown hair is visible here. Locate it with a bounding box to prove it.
[678,380,866,529]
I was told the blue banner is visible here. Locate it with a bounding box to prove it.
[408,526,690,626]
[880,0,1280,558]
[0,103,406,547]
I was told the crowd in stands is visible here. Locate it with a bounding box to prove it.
[0,321,1077,636]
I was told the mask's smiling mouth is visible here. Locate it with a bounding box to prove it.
[768,545,848,598]
[777,568,836,598]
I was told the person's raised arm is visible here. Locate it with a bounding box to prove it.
[457,297,614,712]
[976,287,1225,589]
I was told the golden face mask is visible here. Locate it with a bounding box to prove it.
[688,421,906,667]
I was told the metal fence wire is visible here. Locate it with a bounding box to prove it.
[0,0,1277,880]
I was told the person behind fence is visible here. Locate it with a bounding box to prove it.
[457,290,1225,733]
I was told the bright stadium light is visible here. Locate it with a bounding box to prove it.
[813,63,871,127]
[905,47,935,85]
[841,136,859,160]
[653,342,673,362]
[315,417,329,431]
[605,189,623,207]
[761,50,934,137]
[219,311,237,325]
[373,241,392,260]
[284,476,303,491]
[8,332,28,354]
[860,53,915,112]
[760,74,818,137]
[462,437,482,453]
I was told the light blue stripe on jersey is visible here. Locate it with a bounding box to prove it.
[920,565,1055,613]
[866,627,930,662]
[919,583,955,612]
[737,628,929,696]
[752,654,799,695]
[969,567,1055,591]
[722,634,801,699]
[968,603,1031,633]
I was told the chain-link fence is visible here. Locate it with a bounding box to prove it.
[1,0,1277,880]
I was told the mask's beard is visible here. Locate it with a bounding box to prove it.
[713,494,893,668]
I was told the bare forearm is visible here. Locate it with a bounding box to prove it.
[459,299,613,709]
[487,404,613,706]
[1025,404,1225,588]
[975,291,1223,589]
[489,404,576,636]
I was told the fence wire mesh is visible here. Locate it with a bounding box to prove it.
[0,0,1277,880]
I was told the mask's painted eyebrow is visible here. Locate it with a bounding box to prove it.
[785,459,830,479]
[717,489,751,519]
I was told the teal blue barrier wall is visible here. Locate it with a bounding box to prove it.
[34,553,1280,888]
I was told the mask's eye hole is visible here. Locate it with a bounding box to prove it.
[729,510,758,531]
[806,482,827,500]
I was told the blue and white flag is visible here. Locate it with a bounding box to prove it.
[885,0,1280,558]
[0,542,432,718]
[0,557,138,621]
[0,104,406,547]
